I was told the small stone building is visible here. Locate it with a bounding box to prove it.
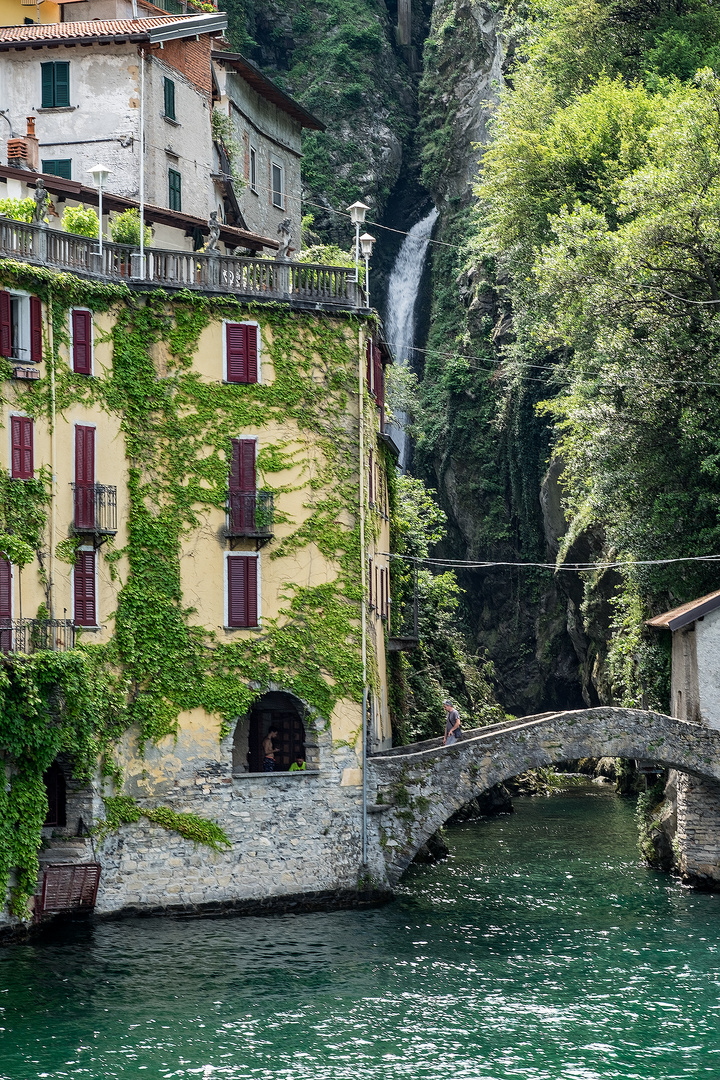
[647,588,720,728]
[648,588,720,887]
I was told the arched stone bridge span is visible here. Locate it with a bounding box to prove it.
[367,707,720,884]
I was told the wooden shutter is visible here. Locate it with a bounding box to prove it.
[368,557,373,609]
[368,448,374,505]
[30,296,42,362]
[164,77,175,120]
[0,291,11,358]
[74,550,96,626]
[226,323,258,384]
[74,425,95,529]
[228,556,258,627]
[41,62,55,108]
[11,416,33,479]
[54,62,70,108]
[0,558,11,655]
[229,438,256,531]
[72,309,91,374]
[373,345,384,411]
[366,340,373,392]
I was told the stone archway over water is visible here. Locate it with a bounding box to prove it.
[367,707,720,884]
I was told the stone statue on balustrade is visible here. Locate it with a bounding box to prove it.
[275,218,292,261]
[33,178,50,225]
[206,211,221,252]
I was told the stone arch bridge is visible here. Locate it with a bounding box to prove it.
[367,707,720,884]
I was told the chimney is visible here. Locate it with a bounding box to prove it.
[7,116,39,171]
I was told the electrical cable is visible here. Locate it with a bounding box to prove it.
[378,552,720,571]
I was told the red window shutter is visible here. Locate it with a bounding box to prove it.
[229,438,256,531]
[0,291,11,358]
[366,340,372,393]
[228,556,258,627]
[30,297,42,363]
[373,346,384,412]
[74,425,95,529]
[0,557,11,655]
[227,324,258,384]
[11,416,33,479]
[74,550,96,626]
[368,448,374,504]
[368,557,373,608]
[72,310,91,375]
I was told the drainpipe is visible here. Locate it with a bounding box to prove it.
[48,293,56,622]
[359,325,368,866]
[138,48,145,278]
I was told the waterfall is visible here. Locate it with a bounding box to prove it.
[385,206,438,469]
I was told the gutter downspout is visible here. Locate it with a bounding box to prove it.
[48,293,56,622]
[138,48,145,278]
[359,325,368,867]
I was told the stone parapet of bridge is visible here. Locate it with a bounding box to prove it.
[367,707,720,884]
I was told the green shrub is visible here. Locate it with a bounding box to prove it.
[62,204,99,238]
[0,197,35,223]
[109,208,152,248]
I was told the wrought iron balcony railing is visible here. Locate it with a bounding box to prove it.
[0,619,75,655]
[226,491,274,539]
[388,563,420,652]
[71,484,118,536]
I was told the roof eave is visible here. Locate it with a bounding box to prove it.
[212,50,325,131]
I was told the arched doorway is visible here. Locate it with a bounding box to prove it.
[233,692,307,773]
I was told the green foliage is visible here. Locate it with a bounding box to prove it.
[636,774,669,862]
[62,204,99,239]
[211,110,247,187]
[0,197,35,224]
[109,208,153,248]
[99,795,231,851]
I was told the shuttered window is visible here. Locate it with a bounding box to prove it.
[41,159,71,179]
[74,425,95,530]
[41,62,70,108]
[163,77,176,121]
[227,555,258,628]
[11,416,33,479]
[74,550,96,626]
[0,291,11,358]
[226,322,258,384]
[168,168,182,212]
[72,309,92,374]
[229,438,256,532]
[30,296,42,362]
[0,558,11,655]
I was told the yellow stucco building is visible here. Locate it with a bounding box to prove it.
[0,187,399,928]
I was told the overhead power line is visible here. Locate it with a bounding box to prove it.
[380,553,720,571]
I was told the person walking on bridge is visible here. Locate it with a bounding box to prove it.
[443,700,462,746]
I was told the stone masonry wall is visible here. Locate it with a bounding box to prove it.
[675,772,720,887]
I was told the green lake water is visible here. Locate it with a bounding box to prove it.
[2,785,720,1079]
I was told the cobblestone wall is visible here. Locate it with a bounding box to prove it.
[675,772,720,887]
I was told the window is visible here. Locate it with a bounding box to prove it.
[227,554,258,628]
[43,762,67,827]
[249,145,257,192]
[271,161,284,208]
[164,77,176,121]
[225,322,258,384]
[41,61,70,109]
[11,416,33,479]
[73,549,96,626]
[41,159,71,179]
[0,558,11,655]
[74,425,96,530]
[229,438,256,532]
[0,290,42,363]
[71,309,92,374]
[168,168,182,212]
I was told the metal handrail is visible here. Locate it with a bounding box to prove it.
[0,218,364,308]
[0,619,75,655]
[226,490,274,537]
[71,483,118,535]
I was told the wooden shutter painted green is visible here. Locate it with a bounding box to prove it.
[41,159,71,179]
[54,62,70,107]
[168,169,181,211]
[164,78,176,120]
[41,63,54,108]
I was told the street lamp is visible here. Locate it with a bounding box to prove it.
[88,163,111,260]
[347,200,370,282]
[359,232,375,307]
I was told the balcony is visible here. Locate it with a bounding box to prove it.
[0,219,364,310]
[71,484,118,539]
[0,619,75,655]
[226,491,274,545]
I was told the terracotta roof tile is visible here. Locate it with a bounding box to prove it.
[0,16,189,43]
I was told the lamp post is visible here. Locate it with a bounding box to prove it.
[360,232,375,307]
[347,200,370,282]
[88,163,111,261]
